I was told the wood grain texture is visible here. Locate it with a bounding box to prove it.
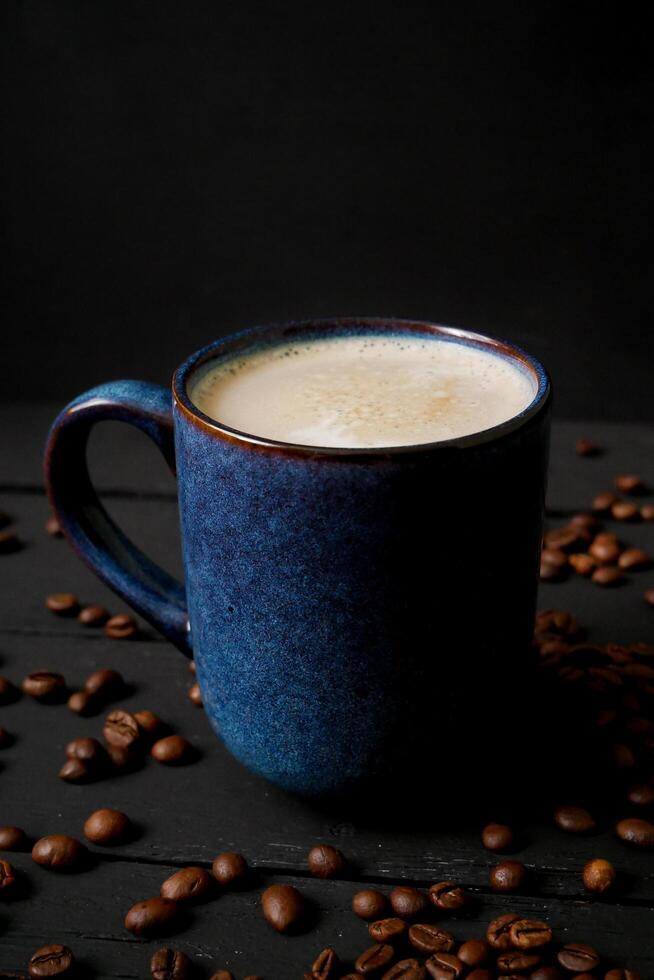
[1,408,653,976]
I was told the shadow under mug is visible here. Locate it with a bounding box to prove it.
[44,318,551,797]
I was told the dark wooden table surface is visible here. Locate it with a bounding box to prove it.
[1,407,653,978]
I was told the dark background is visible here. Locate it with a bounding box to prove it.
[2,1,652,418]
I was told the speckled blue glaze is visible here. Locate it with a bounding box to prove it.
[45,318,551,797]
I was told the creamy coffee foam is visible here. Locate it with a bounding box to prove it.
[190,334,536,448]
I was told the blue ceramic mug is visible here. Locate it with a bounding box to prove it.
[45,318,551,796]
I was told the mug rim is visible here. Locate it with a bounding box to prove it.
[172,317,551,458]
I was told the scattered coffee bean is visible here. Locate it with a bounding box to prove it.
[535,609,580,637]
[67,690,98,716]
[307,844,347,879]
[569,553,596,576]
[0,725,13,748]
[557,943,600,972]
[589,533,621,564]
[84,808,131,845]
[78,605,109,627]
[458,940,489,968]
[0,675,19,705]
[0,529,21,553]
[161,866,213,902]
[544,527,586,552]
[615,817,654,847]
[428,881,465,910]
[0,858,16,891]
[489,860,527,892]
[310,947,339,980]
[125,897,180,936]
[541,548,569,570]
[618,548,651,571]
[211,850,248,887]
[45,593,79,616]
[576,438,600,457]
[105,613,138,639]
[553,805,597,833]
[509,919,553,948]
[66,736,105,764]
[644,588,654,607]
[486,913,522,950]
[424,952,464,980]
[188,682,202,706]
[150,948,193,980]
[497,951,541,972]
[28,944,75,978]
[261,883,305,932]
[45,514,63,537]
[641,503,654,522]
[591,565,624,588]
[481,822,514,851]
[104,709,141,748]
[389,885,427,919]
[59,757,93,783]
[383,959,426,979]
[540,555,567,582]
[611,500,640,522]
[134,709,167,738]
[408,924,455,954]
[355,944,395,975]
[106,743,134,771]
[592,491,618,513]
[582,857,616,893]
[353,888,388,920]
[615,474,647,495]
[368,918,407,943]
[0,826,28,851]
[627,782,654,806]
[32,835,86,871]
[151,735,194,765]
[22,671,66,703]
[85,668,124,699]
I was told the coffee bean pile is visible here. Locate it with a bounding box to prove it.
[45,591,139,640]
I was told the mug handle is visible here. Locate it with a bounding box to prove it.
[44,381,191,656]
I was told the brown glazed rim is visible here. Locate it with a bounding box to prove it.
[172,317,551,459]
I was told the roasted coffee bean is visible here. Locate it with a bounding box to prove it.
[615,474,647,495]
[575,438,600,457]
[353,888,388,920]
[641,504,654,522]
[509,919,552,949]
[211,850,248,886]
[161,866,213,902]
[134,709,167,738]
[592,491,618,514]
[497,952,541,972]
[22,671,66,703]
[569,512,600,531]
[382,959,425,980]
[582,857,616,893]
[66,737,105,764]
[188,682,202,706]
[389,885,427,919]
[604,970,642,980]
[569,553,596,576]
[0,675,19,704]
[310,947,339,980]
[28,944,74,978]
[45,593,79,616]
[424,953,464,979]
[458,940,489,968]
[209,973,234,980]
[46,514,63,537]
[105,613,138,639]
[589,533,621,565]
[84,808,131,845]
[615,817,654,847]
[85,668,124,699]
[486,913,522,950]
[0,725,13,748]
[611,501,640,522]
[59,758,93,783]
[489,860,527,892]
[261,883,305,932]
[150,947,193,980]
[535,609,580,638]
[369,918,407,943]
[408,924,454,954]
[0,825,28,851]
[540,556,566,582]
[67,690,99,716]
[355,944,395,975]
[307,843,347,878]
[32,835,86,871]
[151,735,193,765]
[77,604,109,627]
[106,743,134,770]
[627,782,654,806]
[592,565,624,587]
[481,822,514,851]
[643,588,654,607]
[104,709,141,749]
[124,897,179,936]
[0,858,16,890]
[557,943,600,972]
[553,805,597,834]
[428,881,465,910]
[530,970,563,980]
[618,548,651,571]
[541,548,569,570]
[544,527,586,552]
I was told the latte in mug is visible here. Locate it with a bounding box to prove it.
[190,332,536,449]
